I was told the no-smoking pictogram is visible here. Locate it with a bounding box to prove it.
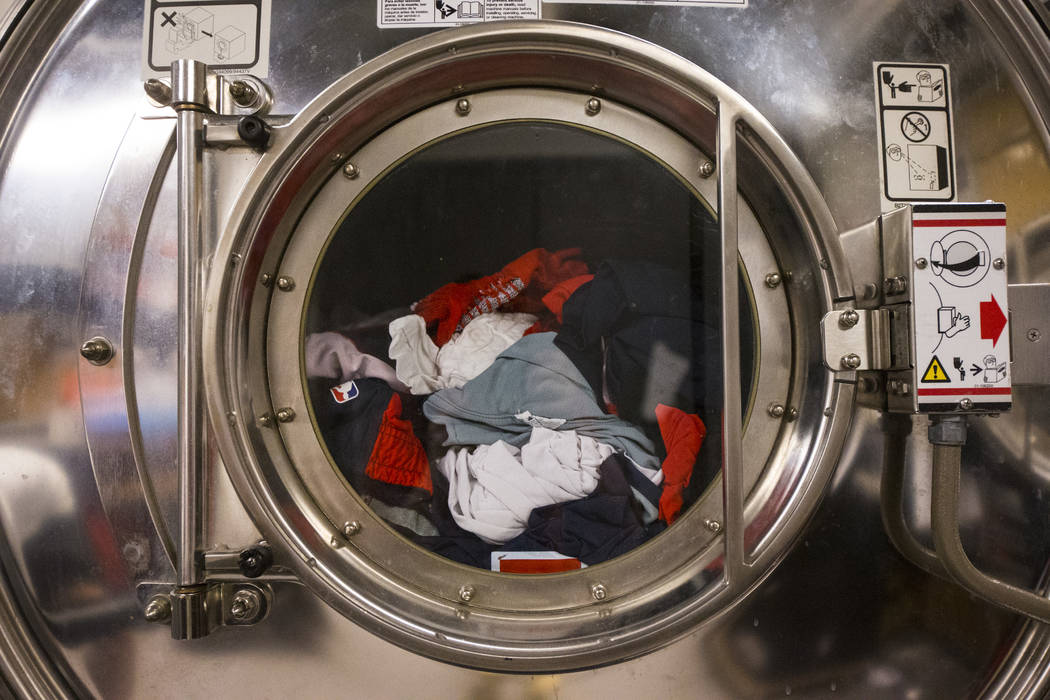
[900,111,932,142]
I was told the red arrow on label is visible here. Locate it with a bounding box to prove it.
[980,294,1007,347]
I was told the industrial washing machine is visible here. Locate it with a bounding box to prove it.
[2,0,1050,696]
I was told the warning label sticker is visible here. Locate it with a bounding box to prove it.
[873,62,956,213]
[142,0,271,78]
[377,0,540,28]
[911,203,1011,412]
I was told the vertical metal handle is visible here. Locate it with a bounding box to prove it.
[170,58,210,639]
[717,102,746,578]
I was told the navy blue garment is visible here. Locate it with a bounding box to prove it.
[393,464,495,569]
[554,260,721,451]
[501,454,664,565]
[308,377,431,507]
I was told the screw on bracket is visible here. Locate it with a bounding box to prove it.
[458,585,475,602]
[590,583,607,600]
[455,98,471,116]
[765,272,782,289]
[698,160,715,178]
[144,595,172,624]
[228,80,259,108]
[143,78,172,106]
[841,353,862,370]
[838,309,859,329]
[228,588,264,624]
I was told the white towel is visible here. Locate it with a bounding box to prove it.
[389,312,537,395]
[437,427,614,544]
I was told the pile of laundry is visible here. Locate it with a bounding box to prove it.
[306,247,716,572]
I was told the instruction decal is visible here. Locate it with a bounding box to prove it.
[544,0,745,6]
[378,0,540,28]
[142,0,271,78]
[873,62,956,213]
[911,203,1011,412]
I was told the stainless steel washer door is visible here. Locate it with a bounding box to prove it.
[204,22,852,671]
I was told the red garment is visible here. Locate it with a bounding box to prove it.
[365,394,433,494]
[541,274,594,323]
[655,404,706,524]
[412,248,588,346]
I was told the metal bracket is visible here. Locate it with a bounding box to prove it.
[139,582,273,632]
[1009,282,1050,385]
[820,307,893,370]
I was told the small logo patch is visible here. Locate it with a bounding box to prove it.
[330,380,359,404]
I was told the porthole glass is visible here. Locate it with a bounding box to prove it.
[301,120,757,572]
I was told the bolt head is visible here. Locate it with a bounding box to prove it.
[80,337,114,365]
[1027,328,1042,342]
[276,276,295,292]
[229,589,263,623]
[699,160,715,178]
[455,98,471,115]
[590,583,607,600]
[257,413,274,428]
[585,97,602,115]
[838,309,860,329]
[959,398,975,411]
[342,162,360,179]
[993,257,1005,270]
[229,79,259,107]
[767,402,785,418]
[764,272,782,289]
[275,407,296,423]
[703,519,722,533]
[143,78,172,106]
[144,595,171,623]
[787,407,799,421]
[883,276,908,295]
[841,353,862,370]
[342,521,361,537]
[458,585,475,602]
[915,258,928,269]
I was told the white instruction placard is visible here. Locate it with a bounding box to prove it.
[545,0,744,4]
[873,62,956,213]
[142,0,271,78]
[911,203,1011,412]
[378,0,540,28]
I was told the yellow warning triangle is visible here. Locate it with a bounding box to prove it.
[921,355,951,383]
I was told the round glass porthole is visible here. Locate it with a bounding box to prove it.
[300,116,758,572]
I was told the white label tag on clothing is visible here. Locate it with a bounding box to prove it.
[141,0,272,78]
[330,380,360,404]
[377,0,540,28]
[873,62,956,213]
[910,203,1011,412]
[514,411,567,430]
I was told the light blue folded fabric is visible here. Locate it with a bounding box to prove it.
[423,333,661,476]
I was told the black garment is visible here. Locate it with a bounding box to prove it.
[393,464,495,569]
[501,454,664,565]
[554,260,720,450]
[308,377,431,507]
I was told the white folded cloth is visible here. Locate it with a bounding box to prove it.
[388,312,537,395]
[437,427,614,544]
